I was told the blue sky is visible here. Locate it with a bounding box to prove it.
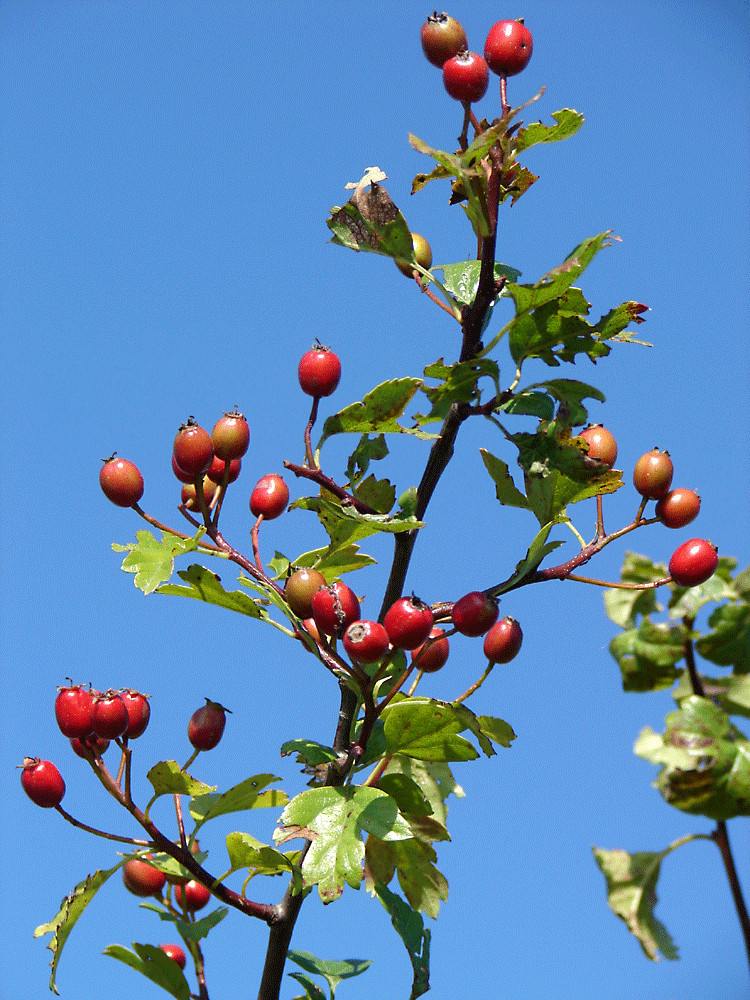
[1,3,749,999]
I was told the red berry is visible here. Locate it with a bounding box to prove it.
[174,880,211,912]
[285,568,327,619]
[211,410,250,461]
[91,690,129,740]
[188,699,230,751]
[484,19,533,77]
[483,617,523,664]
[206,455,242,484]
[311,581,361,638]
[411,628,450,673]
[55,683,95,739]
[172,454,195,484]
[99,456,144,507]
[655,489,701,529]
[20,757,65,808]
[669,538,719,588]
[633,449,673,499]
[181,479,218,510]
[442,51,489,103]
[159,944,187,969]
[452,591,499,637]
[173,419,214,477]
[250,474,290,520]
[579,425,618,469]
[70,734,110,758]
[298,345,342,398]
[120,690,151,740]
[383,596,434,650]
[122,856,166,897]
[343,620,390,664]
[420,12,467,68]
[395,233,433,278]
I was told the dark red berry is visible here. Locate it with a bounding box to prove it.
[411,628,450,673]
[310,581,361,638]
[420,12,467,68]
[250,474,289,520]
[483,617,523,664]
[188,699,230,751]
[91,690,129,740]
[55,683,95,739]
[206,455,242,484]
[172,454,196,484]
[579,425,618,469]
[484,19,533,77]
[343,620,390,664]
[20,757,65,808]
[159,944,187,969]
[174,880,211,912]
[655,489,701,529]
[633,449,673,499]
[122,856,166,897]
[211,410,250,461]
[298,345,342,398]
[70,734,110,758]
[383,596,434,650]
[99,456,144,507]
[442,51,489,103]
[285,568,327,619]
[669,538,719,588]
[451,591,499,637]
[120,690,151,739]
[173,419,214,477]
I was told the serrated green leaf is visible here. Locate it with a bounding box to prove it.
[345,432,389,486]
[281,740,340,767]
[225,832,302,891]
[157,564,265,618]
[380,698,480,762]
[515,108,585,153]
[318,379,433,447]
[189,774,287,829]
[104,943,191,1000]
[328,181,412,258]
[287,951,372,996]
[288,545,377,581]
[291,496,424,552]
[477,715,517,748]
[493,522,564,594]
[288,972,327,1000]
[366,836,448,918]
[140,901,227,942]
[146,761,215,800]
[114,530,198,594]
[608,622,686,692]
[353,474,396,514]
[695,603,750,672]
[673,673,750,718]
[377,774,434,818]
[434,260,521,306]
[414,357,500,425]
[480,449,530,510]
[381,757,463,830]
[374,881,430,999]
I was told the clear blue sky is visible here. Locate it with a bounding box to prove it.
[2,3,749,999]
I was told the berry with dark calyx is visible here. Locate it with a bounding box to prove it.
[20,757,65,808]
[383,595,434,650]
[181,478,217,511]
[99,456,144,507]
[452,591,499,637]
[298,344,342,398]
[633,448,673,499]
[174,880,211,912]
[159,944,187,970]
[411,628,450,673]
[483,617,523,664]
[442,50,489,103]
[70,734,110,758]
[343,620,390,664]
[207,455,242,484]
[173,418,214,477]
[91,690,130,740]
[55,683,95,739]
[655,488,701,529]
[579,425,618,469]
[669,538,719,588]
[120,690,151,739]
[122,855,166,897]
[311,581,361,638]
[250,474,290,520]
[421,11,467,67]
[285,568,327,619]
[211,409,250,461]
[395,233,433,278]
[188,698,230,751]
[484,19,533,77]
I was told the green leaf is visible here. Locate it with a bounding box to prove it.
[380,756,464,829]
[515,108,585,152]
[281,740,340,768]
[140,901,228,942]
[289,545,376,581]
[34,864,123,995]
[225,832,302,891]
[608,621,686,692]
[327,179,413,258]
[434,260,521,306]
[157,564,265,618]
[493,522,564,594]
[604,553,666,628]
[667,564,737,620]
[414,357,500,425]
[113,530,198,595]
[353,474,396,515]
[672,672,750,719]
[291,496,424,552]
[345,433,389,486]
[380,698,480,762]
[318,379,434,447]
[274,786,412,903]
[592,848,678,961]
[373,882,430,999]
[523,378,606,428]
[477,715,517,748]
[480,450,530,511]
[103,943,191,1000]
[146,761,215,800]
[287,951,372,997]
[366,836,448,917]
[189,774,287,830]
[696,603,750,672]
[288,973,327,1000]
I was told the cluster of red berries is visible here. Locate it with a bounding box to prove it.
[421,13,533,104]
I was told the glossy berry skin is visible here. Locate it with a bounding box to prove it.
[383,596,434,650]
[207,455,241,484]
[181,479,217,511]
[411,628,450,673]
[120,690,151,739]
[298,346,342,398]
[483,617,523,664]
[655,488,701,529]
[343,620,390,664]
[211,411,250,461]
[669,538,718,588]
[172,453,196,484]
[70,734,110,758]
[396,233,433,278]
[123,856,166,897]
[442,51,489,103]
[311,581,361,638]
[484,20,533,77]
[55,684,95,739]
[188,699,229,751]
[420,12,467,67]
[579,425,618,469]
[250,474,289,520]
[285,568,327,619]
[99,457,144,507]
[451,591,499,637]
[20,757,65,808]
[173,420,214,477]
[174,880,211,912]
[159,944,187,969]
[633,449,673,499]
[91,691,130,740]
